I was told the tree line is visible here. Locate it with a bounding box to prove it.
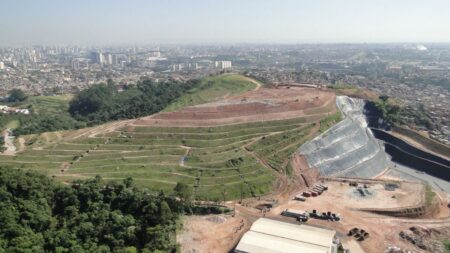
[2,78,200,136]
[68,79,199,125]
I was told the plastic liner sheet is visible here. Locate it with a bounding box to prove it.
[298,96,388,178]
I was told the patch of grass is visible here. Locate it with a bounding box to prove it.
[443,240,450,253]
[5,119,20,129]
[393,126,450,158]
[425,185,437,207]
[22,94,72,114]
[163,74,257,112]
[319,112,342,133]
[250,124,313,172]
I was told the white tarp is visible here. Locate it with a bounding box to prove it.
[299,96,389,178]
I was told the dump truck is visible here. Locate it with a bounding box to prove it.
[281,209,308,219]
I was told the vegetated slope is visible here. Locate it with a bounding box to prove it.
[24,94,73,114]
[0,95,74,133]
[0,86,336,201]
[3,78,204,137]
[0,167,187,252]
[68,79,198,125]
[391,126,450,159]
[163,74,259,112]
[326,84,379,101]
[0,95,78,156]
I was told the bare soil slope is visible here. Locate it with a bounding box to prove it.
[134,87,335,127]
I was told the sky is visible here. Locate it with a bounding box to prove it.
[1,0,450,46]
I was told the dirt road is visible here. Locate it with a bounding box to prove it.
[1,129,16,155]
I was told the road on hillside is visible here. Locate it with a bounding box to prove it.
[2,129,16,155]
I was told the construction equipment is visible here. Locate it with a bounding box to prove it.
[294,195,306,201]
[281,209,308,219]
[302,192,311,197]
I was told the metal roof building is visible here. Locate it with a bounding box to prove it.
[235,218,338,253]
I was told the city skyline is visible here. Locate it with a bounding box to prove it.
[1,0,450,46]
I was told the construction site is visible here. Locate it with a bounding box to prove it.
[180,176,450,253]
[1,78,449,253]
[177,89,450,253]
[133,86,335,127]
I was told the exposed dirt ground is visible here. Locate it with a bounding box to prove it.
[133,87,336,127]
[180,175,450,253]
[179,215,250,253]
[1,129,16,155]
[273,178,449,253]
[175,87,450,253]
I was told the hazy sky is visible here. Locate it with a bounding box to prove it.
[1,0,450,46]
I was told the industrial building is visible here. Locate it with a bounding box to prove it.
[234,218,338,253]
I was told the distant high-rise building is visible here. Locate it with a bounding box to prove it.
[98,53,105,65]
[0,62,4,70]
[71,60,80,70]
[187,63,199,70]
[112,54,118,65]
[172,64,183,72]
[106,54,113,65]
[215,61,232,69]
[91,52,105,65]
[152,51,161,57]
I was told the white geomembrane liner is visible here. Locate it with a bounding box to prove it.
[299,96,389,178]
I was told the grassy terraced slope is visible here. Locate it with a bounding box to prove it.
[24,94,73,114]
[0,117,319,201]
[0,75,338,201]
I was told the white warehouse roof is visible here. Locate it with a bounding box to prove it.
[235,218,337,253]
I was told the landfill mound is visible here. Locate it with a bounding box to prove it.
[133,87,335,127]
[299,96,389,178]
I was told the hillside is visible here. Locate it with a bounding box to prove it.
[0,95,73,131]
[391,126,450,159]
[0,168,186,252]
[23,94,73,114]
[0,83,337,201]
[163,74,259,112]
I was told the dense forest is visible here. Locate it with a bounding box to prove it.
[0,168,195,253]
[1,78,200,136]
[69,79,199,125]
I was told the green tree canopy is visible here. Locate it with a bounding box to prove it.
[68,79,199,125]
[7,89,28,102]
[0,168,186,252]
[173,182,193,204]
